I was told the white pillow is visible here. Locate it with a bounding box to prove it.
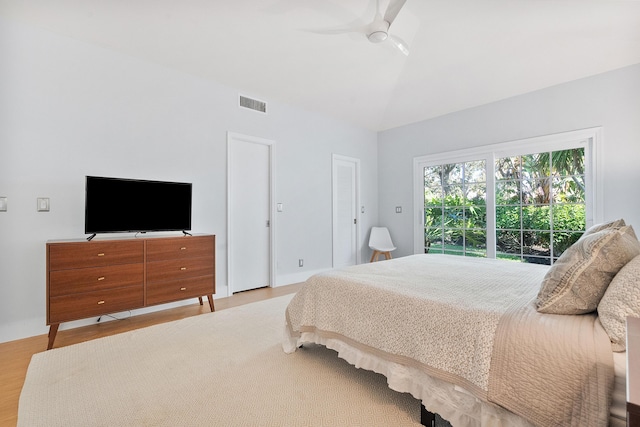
[598,254,640,351]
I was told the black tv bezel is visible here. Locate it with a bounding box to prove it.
[84,176,192,237]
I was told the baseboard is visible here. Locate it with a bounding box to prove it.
[0,298,208,344]
[275,268,330,287]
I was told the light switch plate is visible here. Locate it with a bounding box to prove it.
[277,203,283,212]
[0,197,6,212]
[37,197,50,212]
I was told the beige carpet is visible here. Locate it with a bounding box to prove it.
[19,295,421,426]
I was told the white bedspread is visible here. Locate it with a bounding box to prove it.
[284,254,615,426]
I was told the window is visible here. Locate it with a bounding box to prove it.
[494,148,585,265]
[413,128,601,264]
[424,160,487,256]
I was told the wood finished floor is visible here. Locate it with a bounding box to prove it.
[0,283,303,427]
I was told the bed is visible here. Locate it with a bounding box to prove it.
[283,222,640,427]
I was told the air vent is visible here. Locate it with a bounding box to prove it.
[239,95,267,114]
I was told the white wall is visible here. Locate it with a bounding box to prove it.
[378,63,640,257]
[0,17,378,343]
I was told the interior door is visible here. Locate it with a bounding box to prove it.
[332,155,360,268]
[228,133,272,293]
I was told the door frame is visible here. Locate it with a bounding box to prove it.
[331,154,361,267]
[227,132,276,295]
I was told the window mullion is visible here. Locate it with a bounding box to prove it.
[485,153,496,259]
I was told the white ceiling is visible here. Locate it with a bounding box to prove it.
[2,0,640,131]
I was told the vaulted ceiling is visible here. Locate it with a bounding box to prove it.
[2,0,640,131]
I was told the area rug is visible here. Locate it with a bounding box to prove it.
[18,295,420,426]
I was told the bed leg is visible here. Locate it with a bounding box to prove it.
[420,404,435,426]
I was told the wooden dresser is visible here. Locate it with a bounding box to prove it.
[46,234,215,349]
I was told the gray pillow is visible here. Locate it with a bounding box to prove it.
[536,225,640,315]
[582,218,626,237]
[598,254,640,351]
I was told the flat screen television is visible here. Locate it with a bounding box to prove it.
[85,176,192,240]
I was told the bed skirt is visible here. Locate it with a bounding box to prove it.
[284,328,535,427]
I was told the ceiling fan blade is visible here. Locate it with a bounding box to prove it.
[388,34,409,56]
[302,26,361,36]
[300,1,375,38]
[383,0,407,27]
[374,0,383,21]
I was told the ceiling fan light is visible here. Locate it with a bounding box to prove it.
[368,30,388,43]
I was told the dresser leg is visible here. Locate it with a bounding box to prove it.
[47,324,59,350]
[207,295,215,312]
[198,296,203,305]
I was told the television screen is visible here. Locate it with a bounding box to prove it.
[85,176,192,236]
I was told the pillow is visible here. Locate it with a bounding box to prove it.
[598,254,640,351]
[536,225,640,314]
[582,218,626,238]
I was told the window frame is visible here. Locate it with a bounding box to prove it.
[412,127,603,257]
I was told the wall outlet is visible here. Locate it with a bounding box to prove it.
[298,259,304,267]
[37,197,50,212]
[395,206,402,213]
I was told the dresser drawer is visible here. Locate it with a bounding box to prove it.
[48,285,144,324]
[146,256,214,283]
[146,236,214,262]
[49,240,144,270]
[146,276,214,306]
[49,264,143,297]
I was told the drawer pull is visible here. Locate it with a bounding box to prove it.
[97,300,105,305]
[180,247,187,250]
[97,253,105,257]
[180,267,187,271]
[180,287,187,291]
[97,276,105,281]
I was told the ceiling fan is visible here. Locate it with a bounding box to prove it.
[307,0,410,56]
[366,0,409,55]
